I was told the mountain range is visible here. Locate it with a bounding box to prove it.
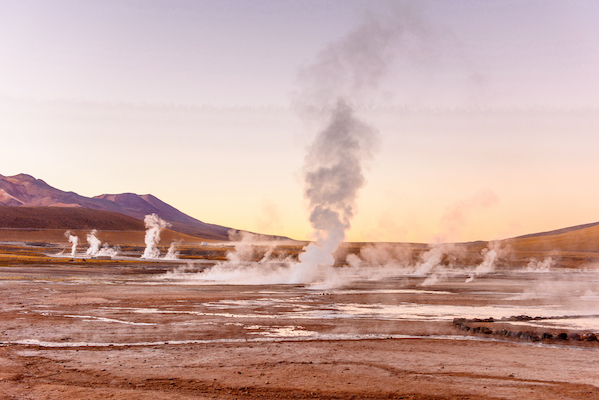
[3,173,599,248]
[0,173,233,240]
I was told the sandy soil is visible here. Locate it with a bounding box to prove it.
[1,244,599,399]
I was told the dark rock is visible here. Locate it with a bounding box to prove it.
[556,333,568,340]
[582,333,597,342]
[512,315,533,321]
[521,332,540,342]
[541,332,553,340]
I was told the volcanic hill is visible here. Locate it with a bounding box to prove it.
[0,173,232,240]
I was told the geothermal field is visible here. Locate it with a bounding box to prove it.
[2,98,598,398]
[1,222,599,400]
[4,0,599,398]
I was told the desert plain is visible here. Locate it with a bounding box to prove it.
[1,229,599,399]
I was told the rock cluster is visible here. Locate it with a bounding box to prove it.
[452,317,598,343]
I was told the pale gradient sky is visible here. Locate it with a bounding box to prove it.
[1,0,598,243]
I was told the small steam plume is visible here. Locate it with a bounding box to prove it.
[164,241,181,260]
[465,241,508,282]
[85,229,119,257]
[141,213,171,259]
[526,256,556,272]
[178,231,292,285]
[226,230,259,263]
[64,230,79,257]
[86,229,101,256]
[414,246,446,276]
[225,230,281,264]
[417,243,467,286]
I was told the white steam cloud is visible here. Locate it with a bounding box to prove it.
[165,11,434,288]
[465,241,508,283]
[290,100,378,284]
[141,213,171,259]
[86,229,101,256]
[418,243,466,286]
[179,231,293,285]
[64,230,79,257]
[285,11,427,287]
[85,229,119,258]
[526,256,556,272]
[164,241,181,260]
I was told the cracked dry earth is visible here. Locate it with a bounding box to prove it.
[1,264,599,399]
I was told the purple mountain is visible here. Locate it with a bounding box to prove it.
[0,173,232,240]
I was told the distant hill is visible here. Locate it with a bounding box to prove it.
[512,221,599,240]
[93,193,232,240]
[506,223,599,253]
[0,173,233,240]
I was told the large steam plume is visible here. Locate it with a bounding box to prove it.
[168,11,429,288]
[295,12,423,111]
[289,100,378,284]
[141,213,171,259]
[285,12,419,286]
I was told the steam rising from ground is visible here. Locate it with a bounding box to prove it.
[141,214,171,259]
[164,236,517,289]
[526,256,556,272]
[465,241,509,283]
[173,106,377,288]
[164,241,181,260]
[290,100,378,284]
[64,230,78,256]
[85,229,119,257]
[161,10,550,289]
[86,229,101,256]
[171,13,412,288]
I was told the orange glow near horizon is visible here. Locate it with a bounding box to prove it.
[2,2,598,244]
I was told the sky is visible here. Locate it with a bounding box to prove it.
[1,0,599,243]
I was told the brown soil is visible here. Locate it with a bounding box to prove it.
[1,242,599,399]
[0,207,146,231]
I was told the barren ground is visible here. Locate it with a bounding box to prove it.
[1,242,599,399]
